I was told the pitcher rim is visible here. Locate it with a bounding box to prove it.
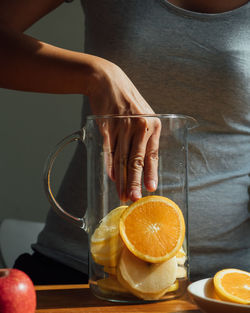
[86,113,198,128]
[86,113,196,119]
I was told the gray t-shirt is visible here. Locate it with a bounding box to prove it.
[34,0,250,280]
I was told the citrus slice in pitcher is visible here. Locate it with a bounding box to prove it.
[90,205,127,266]
[117,247,177,300]
[97,276,129,294]
[90,237,124,267]
[119,196,185,263]
[91,205,128,244]
[176,246,187,265]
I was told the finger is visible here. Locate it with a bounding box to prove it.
[113,118,132,201]
[101,119,117,181]
[143,121,161,191]
[103,150,115,181]
[127,118,151,201]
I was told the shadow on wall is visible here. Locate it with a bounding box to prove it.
[0,0,85,223]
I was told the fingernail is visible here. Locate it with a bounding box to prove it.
[130,190,141,201]
[148,180,156,191]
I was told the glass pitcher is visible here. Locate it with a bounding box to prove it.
[44,114,197,303]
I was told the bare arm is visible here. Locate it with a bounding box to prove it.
[0,0,102,95]
[0,0,159,201]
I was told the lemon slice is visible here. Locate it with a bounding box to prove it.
[90,205,127,266]
[91,205,127,244]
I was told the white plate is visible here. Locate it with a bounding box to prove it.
[187,278,250,313]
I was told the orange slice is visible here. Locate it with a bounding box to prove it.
[213,268,250,304]
[119,196,185,263]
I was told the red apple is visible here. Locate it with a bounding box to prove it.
[0,268,36,313]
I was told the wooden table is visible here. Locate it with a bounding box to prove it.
[35,284,201,313]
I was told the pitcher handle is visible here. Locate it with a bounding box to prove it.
[43,129,87,229]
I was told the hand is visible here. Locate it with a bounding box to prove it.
[88,58,161,202]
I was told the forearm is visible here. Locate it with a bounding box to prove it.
[0,28,99,96]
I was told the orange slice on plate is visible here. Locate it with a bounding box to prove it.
[119,196,185,263]
[213,268,250,304]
